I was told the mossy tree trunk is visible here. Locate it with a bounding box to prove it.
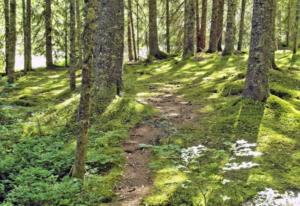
[72,0,96,180]
[198,0,207,52]
[243,0,274,101]
[222,0,238,56]
[5,0,16,83]
[93,0,124,113]
[293,0,300,54]
[237,0,246,51]
[69,0,76,91]
[183,0,195,58]
[45,0,54,68]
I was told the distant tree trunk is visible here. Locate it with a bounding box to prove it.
[6,0,16,83]
[72,0,96,180]
[183,0,195,58]
[166,0,170,53]
[23,0,32,73]
[223,0,238,56]
[93,0,124,113]
[196,0,200,52]
[128,0,137,61]
[237,0,246,51]
[64,0,68,67]
[127,11,134,61]
[286,0,292,47]
[217,0,225,51]
[136,1,140,59]
[198,0,207,52]
[45,0,54,68]
[293,0,300,54]
[243,0,274,101]
[270,0,277,69]
[148,0,166,59]
[69,0,76,90]
[277,7,282,48]
[208,0,220,53]
[76,0,83,68]
[4,0,9,75]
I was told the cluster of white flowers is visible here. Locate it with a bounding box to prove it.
[181,144,207,165]
[243,188,300,206]
[223,139,262,171]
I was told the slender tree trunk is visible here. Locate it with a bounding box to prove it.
[23,0,32,73]
[223,0,238,56]
[6,0,16,83]
[183,0,195,58]
[293,0,300,54]
[4,0,9,75]
[196,0,200,52]
[136,1,139,59]
[237,0,246,51]
[166,0,170,53]
[64,0,68,67]
[128,0,137,61]
[243,0,274,101]
[198,0,207,52]
[277,7,282,48]
[93,0,125,113]
[45,0,54,68]
[208,0,220,53]
[127,10,134,61]
[217,0,225,51]
[72,0,96,180]
[286,0,292,47]
[69,0,76,90]
[76,0,83,68]
[148,0,166,59]
[270,0,277,69]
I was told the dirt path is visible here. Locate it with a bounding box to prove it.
[113,84,196,206]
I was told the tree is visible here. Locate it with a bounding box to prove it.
[217,0,225,51]
[93,0,125,113]
[69,0,76,90]
[293,0,300,54]
[23,0,32,73]
[148,0,166,59]
[237,0,246,51]
[76,0,83,68]
[5,0,17,83]
[127,8,134,61]
[183,0,195,58]
[166,0,170,53]
[45,0,54,68]
[243,0,274,101]
[208,0,222,53]
[72,0,96,180]
[197,0,207,52]
[128,0,137,61]
[222,0,238,56]
[286,0,292,47]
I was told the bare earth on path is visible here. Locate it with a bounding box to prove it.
[112,84,197,206]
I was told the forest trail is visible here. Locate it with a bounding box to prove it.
[113,84,197,206]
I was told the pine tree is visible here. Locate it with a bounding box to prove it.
[183,0,195,58]
[45,0,54,68]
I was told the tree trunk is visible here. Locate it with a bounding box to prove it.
[207,0,220,53]
[183,0,195,58]
[166,0,170,53]
[93,0,124,113]
[237,0,246,51]
[64,0,68,67]
[72,0,96,180]
[286,0,292,47]
[217,0,225,51]
[6,0,16,83]
[76,0,83,69]
[270,0,277,69]
[198,0,207,52]
[4,0,9,75]
[148,0,166,59]
[45,0,53,68]
[127,9,134,61]
[128,0,137,61]
[23,0,32,73]
[69,0,76,90]
[222,0,238,56]
[243,0,274,101]
[293,0,300,54]
[136,1,139,59]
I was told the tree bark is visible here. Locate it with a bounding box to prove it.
[237,0,246,51]
[136,1,139,59]
[148,0,166,59]
[293,0,300,54]
[23,0,32,73]
[72,0,96,180]
[243,0,274,101]
[127,9,134,61]
[207,0,220,53]
[286,0,292,47]
[222,0,238,56]
[69,0,76,90]
[166,0,170,53]
[45,0,54,68]
[217,0,225,51]
[64,0,68,67]
[93,0,124,113]
[4,0,9,75]
[76,0,83,69]
[183,0,195,58]
[198,0,207,52]
[128,0,137,61]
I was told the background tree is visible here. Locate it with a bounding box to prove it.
[69,0,76,90]
[45,0,54,68]
[217,0,225,51]
[293,0,300,54]
[23,0,32,73]
[183,0,195,58]
[237,0,246,51]
[197,0,207,52]
[208,0,221,53]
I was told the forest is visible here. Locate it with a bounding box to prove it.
[0,0,300,205]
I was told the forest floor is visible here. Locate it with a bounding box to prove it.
[0,51,300,206]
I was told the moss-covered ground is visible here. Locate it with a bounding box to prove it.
[0,51,299,205]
